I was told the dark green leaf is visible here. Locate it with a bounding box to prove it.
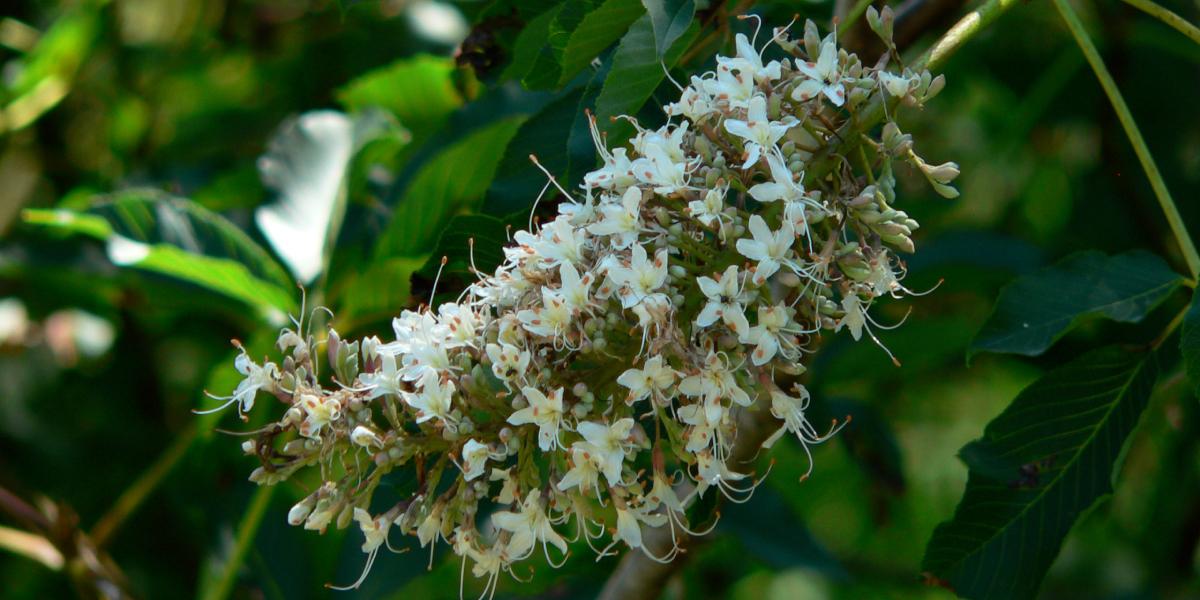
[1181,292,1200,397]
[332,256,427,332]
[969,250,1184,359]
[418,213,515,280]
[593,14,699,134]
[374,116,525,259]
[521,0,602,90]
[23,190,296,316]
[500,8,559,83]
[557,0,645,85]
[922,345,1164,599]
[640,0,694,58]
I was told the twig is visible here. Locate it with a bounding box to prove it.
[1119,0,1200,46]
[1053,0,1200,280]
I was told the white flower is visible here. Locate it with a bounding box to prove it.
[702,62,756,110]
[491,490,567,560]
[361,352,403,399]
[762,387,844,479]
[836,294,866,341]
[417,504,444,548]
[353,508,391,553]
[517,286,572,339]
[198,350,277,416]
[719,33,782,82]
[584,114,638,191]
[687,185,727,228]
[792,36,846,106]
[351,425,384,449]
[748,151,805,204]
[437,302,482,349]
[403,370,456,428]
[608,244,669,309]
[736,215,795,285]
[617,355,678,404]
[741,304,792,365]
[695,265,751,337]
[485,342,530,384]
[677,401,722,452]
[557,442,604,494]
[723,95,793,169]
[299,393,342,438]
[632,142,691,194]
[514,216,586,266]
[879,70,915,97]
[679,350,751,407]
[461,439,494,481]
[577,418,635,485]
[666,79,715,121]
[587,186,643,249]
[693,449,751,499]
[558,262,593,313]
[507,386,564,451]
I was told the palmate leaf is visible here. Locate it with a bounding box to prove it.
[557,0,646,85]
[23,190,296,317]
[921,345,1165,599]
[969,250,1184,359]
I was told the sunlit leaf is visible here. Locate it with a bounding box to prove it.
[640,0,694,58]
[374,116,525,259]
[335,54,465,141]
[969,250,1184,359]
[23,190,296,317]
[593,13,699,135]
[922,345,1164,599]
[256,110,395,284]
[557,0,645,85]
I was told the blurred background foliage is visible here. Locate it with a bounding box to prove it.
[0,0,1198,598]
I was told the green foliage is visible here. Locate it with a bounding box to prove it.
[969,251,1184,359]
[1181,293,1200,397]
[922,345,1165,599]
[640,0,696,58]
[557,0,646,85]
[594,13,699,134]
[23,191,296,316]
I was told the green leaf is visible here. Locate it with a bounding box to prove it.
[374,116,525,259]
[501,8,560,83]
[256,110,397,284]
[418,213,515,280]
[640,0,694,58]
[335,54,464,141]
[593,13,699,133]
[1181,292,1200,397]
[332,256,427,331]
[522,0,603,90]
[23,190,296,317]
[922,345,1164,599]
[969,250,1184,359]
[557,0,645,86]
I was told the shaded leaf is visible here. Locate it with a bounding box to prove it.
[374,116,525,259]
[23,190,296,316]
[594,13,699,134]
[500,8,560,83]
[922,345,1164,599]
[522,0,603,90]
[721,486,846,579]
[969,250,1183,359]
[332,256,427,332]
[418,213,516,280]
[557,0,645,85]
[640,0,694,58]
[256,110,395,283]
[1182,292,1200,397]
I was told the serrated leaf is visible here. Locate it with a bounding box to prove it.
[593,13,698,134]
[1181,292,1200,397]
[333,256,428,331]
[418,212,515,280]
[483,83,599,216]
[640,0,694,58]
[335,54,464,141]
[23,190,296,317]
[521,0,602,90]
[256,110,395,283]
[922,345,1164,599]
[374,116,525,259]
[557,0,645,85]
[969,250,1184,359]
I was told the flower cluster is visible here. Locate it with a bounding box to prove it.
[202,16,955,596]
